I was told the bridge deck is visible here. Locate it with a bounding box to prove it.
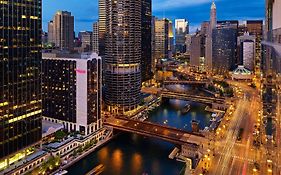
[104,117,208,145]
[162,91,225,104]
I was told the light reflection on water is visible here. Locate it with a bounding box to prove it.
[67,85,211,175]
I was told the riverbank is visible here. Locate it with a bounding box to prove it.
[51,132,113,175]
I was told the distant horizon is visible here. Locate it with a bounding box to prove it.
[43,0,265,34]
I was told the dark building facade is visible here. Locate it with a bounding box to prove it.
[0,0,42,163]
[98,0,106,56]
[42,53,102,135]
[141,0,152,82]
[212,27,237,74]
[190,32,206,71]
[104,0,142,114]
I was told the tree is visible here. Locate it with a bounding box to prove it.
[54,130,66,141]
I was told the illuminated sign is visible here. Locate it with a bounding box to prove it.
[76,69,86,74]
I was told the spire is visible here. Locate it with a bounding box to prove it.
[211,0,216,9]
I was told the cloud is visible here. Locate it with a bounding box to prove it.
[153,0,214,11]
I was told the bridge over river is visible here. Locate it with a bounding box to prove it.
[104,117,208,146]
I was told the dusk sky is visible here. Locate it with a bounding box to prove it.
[43,0,265,34]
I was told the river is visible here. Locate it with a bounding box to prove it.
[67,86,212,175]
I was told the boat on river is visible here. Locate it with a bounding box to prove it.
[181,104,191,114]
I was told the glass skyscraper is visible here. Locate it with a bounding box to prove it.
[0,0,42,164]
[141,0,153,82]
[212,27,237,74]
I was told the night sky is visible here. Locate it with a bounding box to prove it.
[43,0,265,34]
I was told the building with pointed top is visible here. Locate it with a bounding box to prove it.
[206,0,217,72]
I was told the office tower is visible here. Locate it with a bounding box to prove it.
[141,0,152,82]
[48,21,55,44]
[206,0,217,71]
[48,11,74,51]
[241,40,255,71]
[152,16,156,73]
[98,0,106,56]
[238,32,256,71]
[92,22,99,54]
[104,0,142,113]
[246,20,263,73]
[175,19,189,53]
[154,18,169,62]
[185,34,193,55]
[212,27,237,74]
[78,31,93,52]
[168,20,174,58]
[0,0,42,168]
[190,32,206,71]
[42,53,102,135]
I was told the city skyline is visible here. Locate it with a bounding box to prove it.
[1,0,280,174]
[43,0,265,33]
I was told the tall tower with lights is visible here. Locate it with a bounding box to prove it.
[104,0,142,114]
[0,0,42,169]
[206,0,217,72]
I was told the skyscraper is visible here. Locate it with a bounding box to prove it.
[238,32,256,71]
[154,18,169,62]
[92,22,99,54]
[246,20,263,73]
[210,0,217,30]
[168,20,174,58]
[42,53,102,135]
[0,0,42,167]
[98,0,106,56]
[141,0,152,82]
[104,0,142,114]
[175,19,189,53]
[206,0,217,71]
[212,27,237,74]
[185,34,193,55]
[48,11,74,51]
[190,32,206,71]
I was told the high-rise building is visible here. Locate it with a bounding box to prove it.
[242,40,255,71]
[185,34,193,55]
[168,20,174,58]
[238,32,256,71]
[246,20,263,73]
[175,19,189,53]
[92,22,99,54]
[151,16,156,73]
[210,0,217,30]
[206,0,217,71]
[78,31,93,52]
[48,11,74,51]
[104,0,142,114]
[98,0,106,56]
[48,21,55,44]
[190,32,206,71]
[141,0,152,82]
[212,27,237,74]
[0,0,42,168]
[154,18,169,62]
[42,53,102,135]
